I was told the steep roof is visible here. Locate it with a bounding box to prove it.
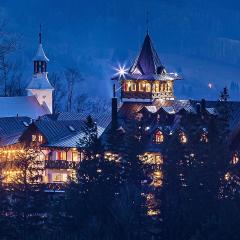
[101,100,240,151]
[129,34,164,75]
[40,112,111,130]
[112,34,181,81]
[26,73,54,90]
[0,116,31,147]
[0,96,50,119]
[33,119,105,148]
[33,43,49,62]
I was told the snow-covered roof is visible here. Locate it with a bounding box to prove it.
[26,73,54,90]
[33,43,49,62]
[0,96,50,119]
[0,116,32,147]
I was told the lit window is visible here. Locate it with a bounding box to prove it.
[139,82,145,91]
[179,132,187,144]
[38,135,43,143]
[72,151,79,162]
[131,83,137,91]
[155,155,163,164]
[232,153,239,165]
[155,131,164,143]
[146,83,151,92]
[124,81,131,92]
[32,135,37,142]
[52,173,68,183]
[57,151,67,160]
[153,82,159,92]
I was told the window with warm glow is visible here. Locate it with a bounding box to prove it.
[52,173,62,182]
[179,132,187,143]
[155,131,164,143]
[32,135,37,142]
[57,151,67,160]
[232,153,239,165]
[72,151,79,161]
[38,135,43,143]
[124,81,131,91]
[145,83,151,92]
[139,82,145,91]
[131,83,137,91]
[153,82,159,92]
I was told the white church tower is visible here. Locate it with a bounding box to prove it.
[26,26,54,113]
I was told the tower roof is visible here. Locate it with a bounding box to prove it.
[33,26,49,62]
[112,33,181,81]
[33,44,49,62]
[26,73,54,90]
[33,43,49,62]
[129,33,165,75]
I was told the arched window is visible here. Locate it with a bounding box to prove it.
[155,130,164,143]
[153,82,160,92]
[124,81,131,91]
[232,153,239,165]
[131,82,137,91]
[179,132,187,144]
[145,82,151,92]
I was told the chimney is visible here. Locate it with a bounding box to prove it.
[196,103,201,115]
[112,84,118,129]
[201,99,206,113]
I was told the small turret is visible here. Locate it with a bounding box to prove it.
[26,25,54,114]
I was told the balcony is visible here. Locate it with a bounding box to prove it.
[45,160,78,169]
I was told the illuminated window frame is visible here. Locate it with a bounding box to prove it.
[145,83,151,92]
[131,82,137,91]
[139,82,145,92]
[179,132,187,144]
[155,130,164,144]
[153,82,160,92]
[232,153,239,165]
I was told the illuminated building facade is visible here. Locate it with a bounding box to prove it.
[102,33,240,189]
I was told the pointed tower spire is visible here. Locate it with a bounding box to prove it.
[129,33,164,75]
[26,25,54,113]
[39,24,42,44]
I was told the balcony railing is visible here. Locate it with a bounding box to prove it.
[45,160,78,169]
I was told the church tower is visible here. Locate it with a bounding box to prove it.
[113,33,181,103]
[26,26,54,113]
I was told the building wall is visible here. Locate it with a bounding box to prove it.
[27,89,53,113]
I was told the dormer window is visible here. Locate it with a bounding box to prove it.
[232,153,239,165]
[32,135,37,142]
[179,132,187,144]
[38,135,43,143]
[155,130,164,143]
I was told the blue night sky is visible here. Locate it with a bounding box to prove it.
[1,0,240,100]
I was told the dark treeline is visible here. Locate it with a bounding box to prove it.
[0,92,240,240]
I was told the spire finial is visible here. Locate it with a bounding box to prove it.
[146,10,149,34]
[39,24,42,44]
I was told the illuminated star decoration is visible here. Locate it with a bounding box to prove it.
[114,64,128,78]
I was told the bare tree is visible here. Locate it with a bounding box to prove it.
[48,72,66,113]
[0,20,22,96]
[64,67,84,112]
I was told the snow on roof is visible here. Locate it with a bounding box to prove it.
[0,96,50,119]
[26,72,54,90]
[0,116,32,147]
[33,43,49,62]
